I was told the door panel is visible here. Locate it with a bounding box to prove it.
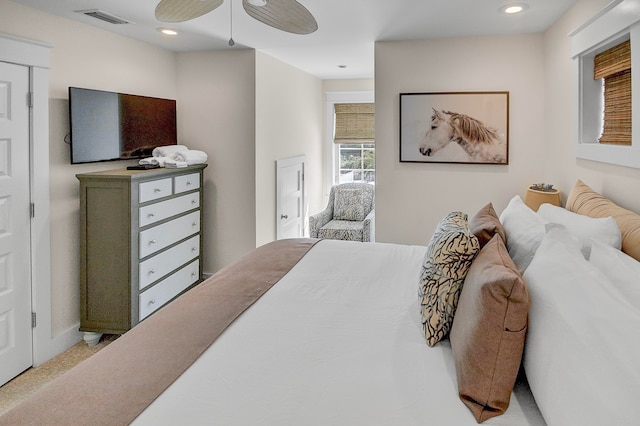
[0,61,32,386]
[276,156,305,240]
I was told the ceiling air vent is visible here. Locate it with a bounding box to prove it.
[76,9,133,25]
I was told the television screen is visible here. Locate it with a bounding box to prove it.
[69,87,177,164]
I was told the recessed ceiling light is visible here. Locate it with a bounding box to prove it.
[157,27,178,36]
[500,3,529,14]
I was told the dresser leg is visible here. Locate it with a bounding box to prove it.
[83,332,103,347]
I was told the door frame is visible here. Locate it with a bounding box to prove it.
[0,34,66,366]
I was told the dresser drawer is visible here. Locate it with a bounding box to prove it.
[139,177,172,203]
[139,259,200,321]
[139,211,200,258]
[139,192,200,228]
[139,235,199,290]
[174,172,200,194]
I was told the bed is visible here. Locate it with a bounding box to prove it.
[2,180,639,425]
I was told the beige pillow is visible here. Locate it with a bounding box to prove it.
[419,212,479,347]
[566,180,640,261]
[450,234,530,423]
[470,202,507,247]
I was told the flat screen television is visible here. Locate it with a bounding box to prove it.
[68,87,177,164]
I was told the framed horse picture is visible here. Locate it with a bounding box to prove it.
[399,92,509,164]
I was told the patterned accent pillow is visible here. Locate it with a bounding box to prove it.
[419,212,480,347]
[334,188,365,221]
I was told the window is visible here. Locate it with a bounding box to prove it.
[337,143,375,183]
[333,102,375,185]
[571,0,640,170]
[594,39,631,146]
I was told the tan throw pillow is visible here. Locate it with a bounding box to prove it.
[450,234,530,423]
[333,188,365,221]
[419,212,480,347]
[566,180,640,262]
[470,202,507,247]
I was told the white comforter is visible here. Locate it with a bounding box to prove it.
[134,240,544,425]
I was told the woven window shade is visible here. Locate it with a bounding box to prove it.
[334,103,375,144]
[594,40,631,146]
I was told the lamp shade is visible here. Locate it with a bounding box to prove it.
[524,188,561,212]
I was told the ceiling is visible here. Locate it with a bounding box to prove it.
[11,0,577,79]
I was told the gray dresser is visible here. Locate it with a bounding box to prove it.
[77,165,207,344]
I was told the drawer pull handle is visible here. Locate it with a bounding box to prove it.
[191,199,197,204]
[149,299,156,305]
[150,269,156,275]
[191,272,197,277]
[148,212,156,217]
[186,181,192,186]
[192,222,198,227]
[154,188,162,193]
[192,247,197,252]
[150,239,157,245]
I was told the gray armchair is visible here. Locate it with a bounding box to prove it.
[309,183,375,242]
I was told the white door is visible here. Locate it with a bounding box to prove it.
[276,156,305,240]
[0,62,32,386]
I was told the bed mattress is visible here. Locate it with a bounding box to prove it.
[134,239,544,425]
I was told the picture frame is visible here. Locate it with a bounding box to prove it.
[399,91,509,164]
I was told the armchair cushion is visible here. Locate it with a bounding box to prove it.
[334,188,365,221]
[318,220,365,241]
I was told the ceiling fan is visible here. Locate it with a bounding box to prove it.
[155,0,318,35]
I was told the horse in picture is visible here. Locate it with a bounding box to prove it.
[419,108,506,163]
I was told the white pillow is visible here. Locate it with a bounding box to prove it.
[589,238,640,309]
[498,195,545,273]
[543,222,582,252]
[523,227,640,425]
[537,203,622,258]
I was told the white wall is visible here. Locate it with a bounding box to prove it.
[6,0,636,364]
[0,0,178,339]
[544,0,640,212]
[375,34,546,245]
[0,1,260,349]
[0,0,321,351]
[176,49,257,272]
[323,79,374,93]
[255,52,324,246]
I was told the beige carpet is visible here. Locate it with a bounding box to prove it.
[0,334,117,416]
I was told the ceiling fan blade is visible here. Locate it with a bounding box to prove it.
[155,0,224,23]
[243,0,318,35]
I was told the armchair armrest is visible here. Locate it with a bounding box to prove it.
[309,207,333,238]
[363,209,375,242]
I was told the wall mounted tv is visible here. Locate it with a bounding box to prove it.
[69,87,177,164]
